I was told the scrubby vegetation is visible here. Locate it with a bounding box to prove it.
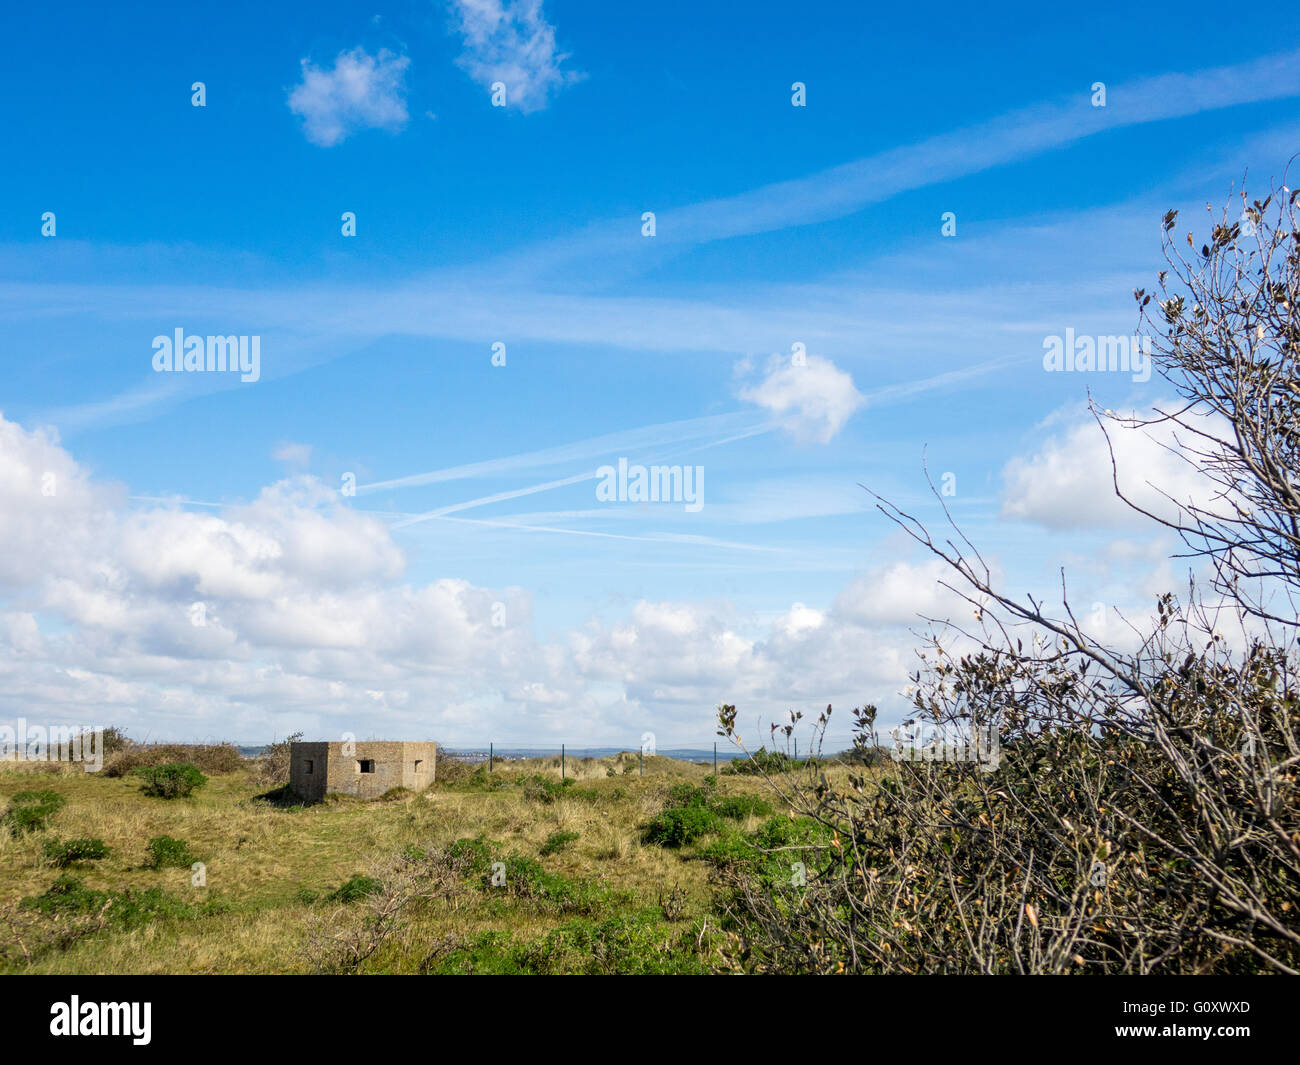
[4,181,1294,975]
[104,740,242,779]
[145,836,196,869]
[134,763,208,799]
[712,181,1300,975]
[3,789,66,835]
[249,732,302,788]
[42,838,111,868]
[539,830,579,855]
[0,745,781,973]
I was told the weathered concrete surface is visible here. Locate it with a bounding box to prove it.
[289,741,436,801]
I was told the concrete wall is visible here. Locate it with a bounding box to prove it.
[289,741,436,801]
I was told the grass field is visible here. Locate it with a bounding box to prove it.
[0,750,822,974]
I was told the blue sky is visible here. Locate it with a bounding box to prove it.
[1,1,1298,747]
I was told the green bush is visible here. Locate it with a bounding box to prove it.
[520,910,710,975]
[696,831,759,866]
[520,774,572,804]
[3,789,66,835]
[448,836,494,874]
[145,835,195,869]
[643,805,722,848]
[427,930,531,974]
[666,782,711,808]
[540,830,579,856]
[485,856,604,914]
[712,794,774,820]
[328,874,382,903]
[465,765,510,791]
[697,814,827,876]
[134,762,207,799]
[42,837,110,867]
[20,874,197,930]
[428,913,710,975]
[722,746,803,775]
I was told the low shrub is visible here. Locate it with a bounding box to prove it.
[42,837,110,867]
[3,790,66,835]
[517,910,710,975]
[145,835,195,869]
[249,731,302,788]
[105,742,243,778]
[539,830,579,856]
[642,805,722,848]
[712,794,774,820]
[328,874,382,903]
[427,929,531,975]
[20,875,198,930]
[722,746,803,776]
[483,856,603,914]
[463,765,510,791]
[520,774,571,804]
[432,755,472,786]
[666,782,711,808]
[134,762,207,799]
[448,836,494,874]
[696,831,759,866]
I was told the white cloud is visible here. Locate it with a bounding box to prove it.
[449,0,583,112]
[739,354,865,443]
[0,413,1038,745]
[833,559,978,627]
[272,441,313,467]
[1000,408,1231,530]
[288,47,410,147]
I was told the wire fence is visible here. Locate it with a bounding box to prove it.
[438,737,869,777]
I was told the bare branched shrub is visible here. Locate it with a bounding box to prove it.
[716,175,1300,975]
[250,732,303,789]
[1128,180,1300,628]
[104,741,244,778]
[0,897,114,970]
[300,843,477,974]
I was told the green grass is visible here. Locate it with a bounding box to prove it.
[0,752,820,974]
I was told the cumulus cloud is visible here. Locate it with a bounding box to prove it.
[833,559,982,627]
[738,354,865,443]
[6,410,1191,746]
[0,413,963,743]
[1000,408,1231,530]
[448,0,583,112]
[288,47,410,147]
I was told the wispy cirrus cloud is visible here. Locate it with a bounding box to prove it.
[448,0,583,112]
[18,51,1300,433]
[493,49,1300,280]
[287,47,411,147]
[272,441,313,467]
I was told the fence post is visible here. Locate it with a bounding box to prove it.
[489,742,493,774]
[639,748,643,777]
[794,738,798,762]
[562,744,566,780]
[713,741,717,775]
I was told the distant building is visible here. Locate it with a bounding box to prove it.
[289,741,436,801]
